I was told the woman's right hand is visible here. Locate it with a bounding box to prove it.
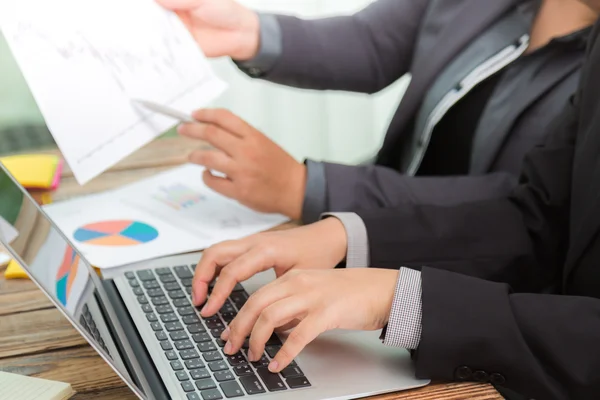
[192,218,349,317]
[155,0,261,60]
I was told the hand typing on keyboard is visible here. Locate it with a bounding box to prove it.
[191,218,347,315]
[221,268,399,373]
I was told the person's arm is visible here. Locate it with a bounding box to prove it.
[301,161,517,223]
[238,0,431,93]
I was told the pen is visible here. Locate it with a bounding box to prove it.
[132,99,195,123]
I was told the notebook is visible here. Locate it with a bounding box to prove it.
[0,371,75,400]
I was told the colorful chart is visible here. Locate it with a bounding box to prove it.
[56,246,80,306]
[153,183,204,210]
[73,220,159,246]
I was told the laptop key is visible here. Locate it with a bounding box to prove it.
[155,305,174,315]
[185,358,205,369]
[215,339,226,348]
[171,360,184,371]
[187,393,201,400]
[192,332,212,343]
[169,290,187,300]
[200,389,222,400]
[180,349,200,360]
[233,364,253,377]
[286,376,311,388]
[185,286,193,295]
[195,378,217,390]
[205,317,224,330]
[177,371,190,381]
[155,267,172,275]
[137,270,155,281]
[188,324,206,334]
[191,369,211,380]
[230,292,248,310]
[211,327,225,338]
[165,322,184,332]
[183,315,201,325]
[181,277,193,287]
[220,312,236,323]
[125,272,136,279]
[239,374,266,395]
[265,345,281,358]
[175,266,194,279]
[250,355,269,368]
[267,334,282,346]
[164,282,181,291]
[203,351,222,362]
[232,283,245,292]
[257,368,287,391]
[178,307,197,316]
[175,340,194,350]
[181,381,196,392]
[220,300,235,314]
[137,295,149,305]
[220,381,244,398]
[150,322,163,331]
[160,273,177,283]
[128,279,140,288]
[141,304,153,313]
[146,313,158,323]
[227,353,246,366]
[146,288,165,298]
[198,342,217,352]
[213,370,235,382]
[133,287,144,296]
[281,366,304,379]
[174,298,192,308]
[143,280,161,290]
[161,313,179,324]
[161,341,173,351]
[165,350,178,360]
[152,296,169,306]
[170,331,189,341]
[208,360,228,372]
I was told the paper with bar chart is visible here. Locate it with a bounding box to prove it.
[43,165,289,268]
[0,0,227,184]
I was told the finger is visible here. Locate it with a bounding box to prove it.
[202,170,236,198]
[178,123,241,156]
[223,279,297,354]
[155,0,202,10]
[192,109,254,138]
[246,297,309,361]
[203,245,280,317]
[269,316,325,372]
[193,240,252,307]
[188,150,236,177]
[275,319,301,333]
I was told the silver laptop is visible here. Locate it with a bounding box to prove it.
[0,163,429,400]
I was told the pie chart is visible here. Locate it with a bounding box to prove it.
[73,220,159,246]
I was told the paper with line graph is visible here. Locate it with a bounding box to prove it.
[0,0,227,184]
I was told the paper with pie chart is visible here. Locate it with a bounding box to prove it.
[42,164,289,269]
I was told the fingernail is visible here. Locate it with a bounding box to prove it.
[268,360,279,372]
[224,341,233,354]
[248,350,255,361]
[221,328,230,341]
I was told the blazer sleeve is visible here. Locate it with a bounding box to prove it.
[263,0,431,93]
[415,267,600,400]
[355,94,578,293]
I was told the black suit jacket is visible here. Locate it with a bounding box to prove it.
[354,20,600,400]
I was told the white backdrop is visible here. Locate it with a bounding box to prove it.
[209,0,410,164]
[0,0,409,163]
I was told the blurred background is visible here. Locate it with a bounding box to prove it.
[0,0,409,164]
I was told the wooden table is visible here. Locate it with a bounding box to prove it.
[0,137,501,399]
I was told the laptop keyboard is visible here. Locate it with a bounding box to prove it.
[80,303,111,356]
[126,265,311,399]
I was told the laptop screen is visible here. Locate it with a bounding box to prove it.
[0,163,144,397]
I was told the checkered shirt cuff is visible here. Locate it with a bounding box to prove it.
[321,212,369,268]
[383,267,423,350]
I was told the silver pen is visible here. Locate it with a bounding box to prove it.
[132,99,195,123]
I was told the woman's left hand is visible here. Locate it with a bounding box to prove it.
[220,268,399,372]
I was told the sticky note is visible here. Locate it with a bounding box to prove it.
[0,154,61,189]
[4,259,29,279]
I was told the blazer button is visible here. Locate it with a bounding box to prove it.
[490,373,506,385]
[454,366,472,381]
[473,370,489,383]
[248,67,263,77]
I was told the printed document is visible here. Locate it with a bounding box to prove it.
[0,0,227,184]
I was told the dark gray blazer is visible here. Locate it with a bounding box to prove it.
[243,0,590,221]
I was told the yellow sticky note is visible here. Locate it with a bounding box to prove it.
[4,260,29,279]
[0,154,61,189]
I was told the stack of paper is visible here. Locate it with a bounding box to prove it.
[0,371,75,400]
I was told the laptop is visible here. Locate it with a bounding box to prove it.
[0,163,429,400]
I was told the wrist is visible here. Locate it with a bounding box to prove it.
[317,218,348,266]
[233,10,261,61]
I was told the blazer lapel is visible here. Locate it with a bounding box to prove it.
[470,56,583,173]
[377,0,520,166]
